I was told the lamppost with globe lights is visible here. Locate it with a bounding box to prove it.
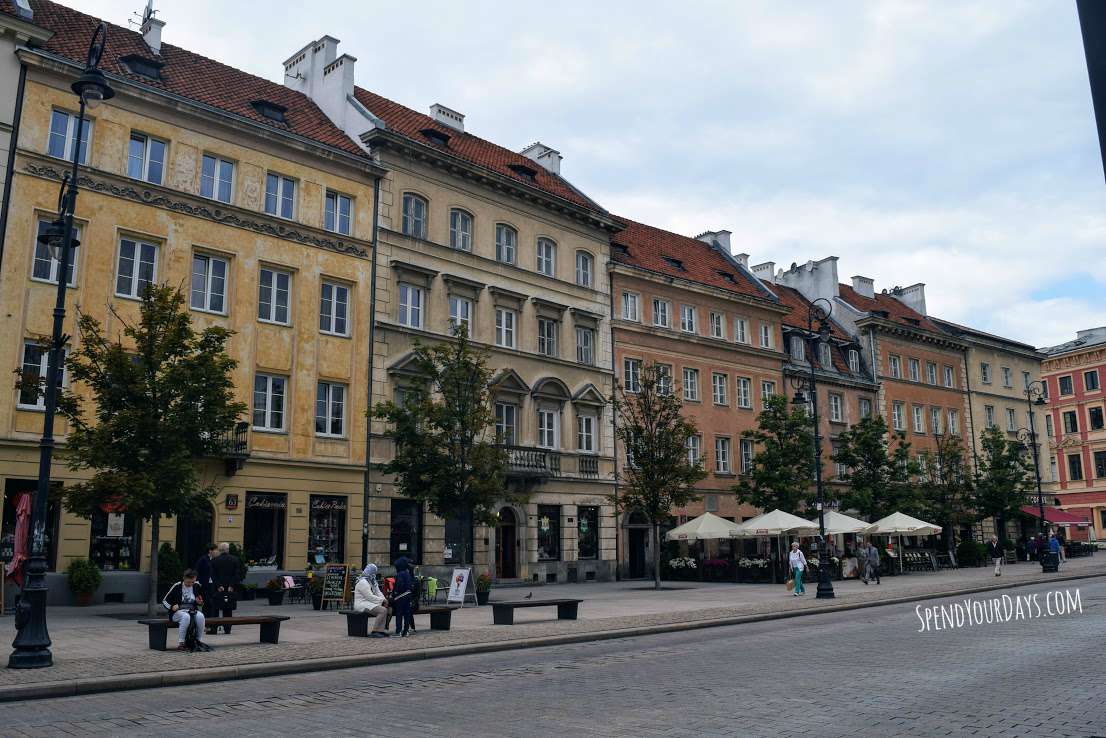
[1016,380,1050,541]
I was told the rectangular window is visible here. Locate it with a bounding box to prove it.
[1085,370,1100,392]
[761,380,776,409]
[257,267,291,324]
[244,493,286,569]
[926,362,937,385]
[18,340,65,409]
[537,409,558,449]
[575,327,594,365]
[495,308,516,348]
[1050,455,1058,482]
[1063,410,1078,434]
[888,355,902,379]
[680,305,696,333]
[1001,367,1013,388]
[319,281,349,336]
[1059,376,1074,395]
[931,408,942,434]
[819,343,832,369]
[115,237,157,298]
[398,283,424,328]
[943,365,954,388]
[402,194,428,239]
[980,362,992,384]
[624,358,641,393]
[849,349,861,373]
[536,238,555,277]
[88,509,140,571]
[909,358,920,382]
[494,402,517,445]
[985,405,996,428]
[537,505,561,561]
[621,292,640,322]
[1068,454,1084,481]
[709,312,724,338]
[687,435,701,465]
[32,218,80,286]
[315,381,346,437]
[495,224,516,264]
[734,318,749,344]
[1094,450,1106,478]
[200,154,234,203]
[310,495,348,565]
[577,506,599,560]
[740,439,754,473]
[577,415,596,453]
[324,191,353,235]
[948,410,959,434]
[575,252,593,287]
[537,318,557,357]
[48,109,90,164]
[1089,406,1104,431]
[252,374,286,431]
[829,393,843,422]
[190,253,227,313]
[1045,414,1053,437]
[759,324,772,348]
[449,295,472,335]
[912,405,925,432]
[859,397,872,419]
[683,368,700,401]
[657,364,673,396]
[715,438,731,474]
[736,377,752,408]
[264,173,296,220]
[652,299,670,328]
[1023,371,1032,391]
[127,132,166,184]
[449,209,473,252]
[892,401,905,431]
[1006,408,1017,432]
[790,336,805,362]
[712,372,728,405]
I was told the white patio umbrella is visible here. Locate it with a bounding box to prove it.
[735,509,818,583]
[664,512,745,542]
[866,512,943,573]
[819,510,872,535]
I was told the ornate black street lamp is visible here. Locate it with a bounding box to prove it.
[8,23,113,670]
[789,298,835,599]
[1016,380,1049,542]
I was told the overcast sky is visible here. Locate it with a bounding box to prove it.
[70,0,1106,347]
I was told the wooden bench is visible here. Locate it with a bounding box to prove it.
[491,598,582,625]
[138,615,290,651]
[340,606,458,636]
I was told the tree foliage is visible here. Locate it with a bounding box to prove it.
[917,434,972,549]
[831,415,922,520]
[733,394,815,515]
[972,425,1032,541]
[611,362,705,589]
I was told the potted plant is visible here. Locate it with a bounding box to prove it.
[265,576,285,605]
[475,571,492,605]
[66,558,102,606]
[240,582,257,601]
[308,575,324,610]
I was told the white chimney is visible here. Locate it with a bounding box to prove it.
[520,142,562,175]
[851,275,875,299]
[430,104,465,133]
[752,262,776,285]
[890,283,927,315]
[283,36,369,147]
[695,230,732,255]
[775,256,840,304]
[140,1,164,55]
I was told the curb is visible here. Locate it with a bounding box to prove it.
[4,569,1102,703]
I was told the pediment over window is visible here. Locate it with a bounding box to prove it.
[571,306,603,328]
[572,383,608,409]
[532,376,572,403]
[391,259,438,288]
[490,368,530,397]
[489,286,527,310]
[387,352,429,380]
[442,273,485,301]
[532,296,568,320]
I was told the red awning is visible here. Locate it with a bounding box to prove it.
[1021,505,1089,525]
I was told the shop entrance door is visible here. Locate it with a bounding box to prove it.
[175,505,214,570]
[496,507,517,579]
[628,528,647,579]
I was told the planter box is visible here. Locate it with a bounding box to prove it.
[476,590,490,606]
[266,589,285,606]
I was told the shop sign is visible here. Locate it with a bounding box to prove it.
[106,513,125,538]
[247,494,287,510]
[310,497,347,512]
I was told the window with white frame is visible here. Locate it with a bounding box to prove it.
[908,358,920,382]
[930,407,942,434]
[319,281,349,336]
[912,405,925,433]
[1045,413,1053,437]
[495,402,517,445]
[537,409,559,449]
[819,343,832,369]
[624,358,642,393]
[18,340,65,409]
[761,380,776,408]
[252,373,286,431]
[734,318,749,344]
[740,439,754,474]
[115,237,158,299]
[537,318,557,357]
[926,361,937,385]
[712,372,728,405]
[325,191,352,235]
[1023,370,1032,391]
[948,410,959,434]
[397,283,423,328]
[1086,370,1101,392]
[892,401,905,430]
[680,304,696,333]
[577,414,596,453]
[127,132,165,184]
[709,312,724,339]
[943,365,954,388]
[495,224,517,264]
[1006,407,1017,432]
[621,292,640,322]
[715,437,731,474]
[449,295,472,335]
[657,364,673,396]
[1001,366,1013,388]
[859,397,872,418]
[495,308,516,348]
[653,299,671,328]
[576,326,594,365]
[48,109,90,164]
[575,251,593,287]
[1059,375,1074,395]
[401,193,428,239]
[537,238,556,277]
[687,435,701,465]
[32,218,80,286]
[980,362,992,384]
[829,393,843,422]
[449,209,473,252]
[985,405,996,427]
[888,355,902,378]
[736,377,752,408]
[200,154,234,203]
[849,349,861,373]
[258,267,291,324]
[683,368,700,401]
[190,253,227,313]
[790,335,805,362]
[264,173,296,219]
[315,381,346,437]
[759,323,772,348]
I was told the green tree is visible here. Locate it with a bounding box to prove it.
[733,394,815,515]
[373,327,512,566]
[831,415,922,520]
[973,425,1032,542]
[612,362,705,590]
[48,285,245,614]
[917,434,972,551]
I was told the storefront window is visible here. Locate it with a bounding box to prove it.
[537,505,561,561]
[89,508,139,571]
[444,513,472,565]
[390,499,422,563]
[2,480,60,571]
[308,495,346,566]
[577,506,599,560]
[244,492,286,569]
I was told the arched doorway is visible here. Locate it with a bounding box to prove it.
[496,507,518,580]
[176,505,214,570]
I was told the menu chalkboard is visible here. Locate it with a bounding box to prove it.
[321,563,352,605]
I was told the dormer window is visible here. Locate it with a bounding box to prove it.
[613,244,629,257]
[251,100,288,124]
[508,163,538,181]
[662,256,685,271]
[419,128,451,147]
[120,54,164,81]
[904,317,920,326]
[716,270,736,284]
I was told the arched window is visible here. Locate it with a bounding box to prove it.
[449,208,473,251]
[495,223,517,264]
[575,251,593,287]
[401,193,428,239]
[536,237,556,277]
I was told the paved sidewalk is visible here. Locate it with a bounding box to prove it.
[0,555,1100,698]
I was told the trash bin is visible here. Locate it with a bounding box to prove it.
[1040,552,1060,573]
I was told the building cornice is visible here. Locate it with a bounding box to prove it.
[611,317,787,363]
[609,261,788,316]
[855,315,968,351]
[782,364,879,392]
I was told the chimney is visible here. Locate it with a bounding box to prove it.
[1075,327,1106,341]
[775,256,840,304]
[695,230,732,255]
[140,1,164,55]
[520,142,562,175]
[283,36,365,144]
[889,283,927,315]
[751,262,776,285]
[732,252,749,269]
[851,275,875,299]
[430,104,465,133]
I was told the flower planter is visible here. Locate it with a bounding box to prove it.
[266,589,285,606]
[476,590,490,606]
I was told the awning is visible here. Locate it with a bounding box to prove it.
[664,512,744,541]
[1020,505,1090,526]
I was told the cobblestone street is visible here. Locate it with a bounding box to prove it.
[1,577,1102,737]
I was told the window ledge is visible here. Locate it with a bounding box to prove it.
[320,331,351,339]
[258,319,293,328]
[251,427,287,435]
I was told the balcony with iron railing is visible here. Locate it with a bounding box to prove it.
[217,421,250,476]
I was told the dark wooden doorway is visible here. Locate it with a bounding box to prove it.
[496,507,517,579]
[628,528,648,579]
[176,505,214,570]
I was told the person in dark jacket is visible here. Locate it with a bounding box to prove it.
[210,542,240,634]
[392,557,415,637]
[162,569,208,651]
[194,543,217,634]
[988,536,1004,576]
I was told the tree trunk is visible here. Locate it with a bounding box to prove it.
[147,513,160,616]
[652,523,661,590]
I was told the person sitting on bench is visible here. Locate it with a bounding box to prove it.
[162,568,208,651]
[353,564,390,638]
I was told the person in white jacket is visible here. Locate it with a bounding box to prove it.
[788,541,807,597]
[353,564,390,637]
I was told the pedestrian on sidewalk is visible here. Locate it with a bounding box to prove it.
[856,541,869,582]
[788,541,807,596]
[864,540,881,585]
[211,542,240,634]
[194,543,217,634]
[162,568,209,652]
[1048,533,1063,568]
[353,564,390,638]
[392,556,415,635]
[988,536,1004,577]
[1027,536,1038,562]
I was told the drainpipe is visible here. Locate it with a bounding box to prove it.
[608,270,621,581]
[961,344,980,472]
[361,176,381,569]
[0,62,28,270]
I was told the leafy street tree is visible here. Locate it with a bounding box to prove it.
[45,285,245,615]
[972,425,1032,542]
[733,394,815,515]
[917,434,972,551]
[373,327,512,566]
[831,415,922,520]
[612,362,705,590]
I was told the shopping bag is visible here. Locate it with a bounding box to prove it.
[785,577,795,592]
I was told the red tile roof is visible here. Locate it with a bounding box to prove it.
[837,282,943,333]
[352,88,602,212]
[772,284,858,374]
[7,0,367,157]
[610,217,774,303]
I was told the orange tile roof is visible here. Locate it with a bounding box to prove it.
[772,284,858,374]
[837,282,943,334]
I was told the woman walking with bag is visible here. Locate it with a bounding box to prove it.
[789,541,807,597]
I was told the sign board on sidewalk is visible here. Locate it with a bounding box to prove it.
[321,563,353,607]
[446,567,476,607]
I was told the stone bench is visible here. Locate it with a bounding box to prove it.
[138,615,290,651]
[339,605,458,636]
[491,598,582,625]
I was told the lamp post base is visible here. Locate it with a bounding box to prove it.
[815,575,836,599]
[815,542,835,599]
[7,561,53,669]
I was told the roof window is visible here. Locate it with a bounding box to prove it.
[419,128,451,147]
[250,100,288,124]
[716,270,736,283]
[662,256,685,271]
[508,163,538,181]
[120,54,164,81]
